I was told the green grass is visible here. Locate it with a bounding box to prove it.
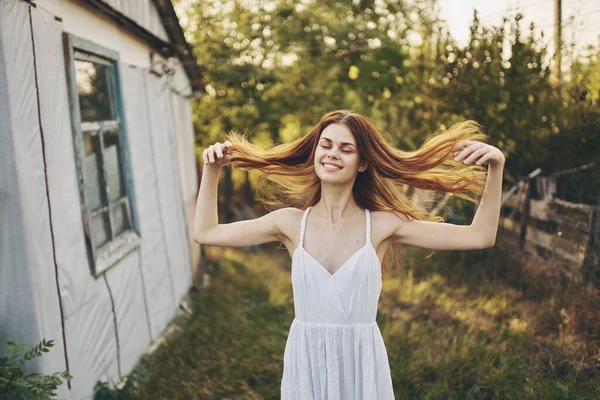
[105,244,600,399]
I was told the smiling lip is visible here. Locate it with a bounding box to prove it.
[322,162,342,171]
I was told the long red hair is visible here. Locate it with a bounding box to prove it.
[224,110,488,277]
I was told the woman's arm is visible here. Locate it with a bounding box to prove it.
[193,141,289,247]
[469,158,505,247]
[193,142,230,240]
[386,140,505,250]
[193,163,221,242]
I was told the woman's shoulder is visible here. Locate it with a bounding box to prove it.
[370,209,412,241]
[370,209,411,221]
[269,206,304,217]
[265,207,305,246]
[266,206,304,229]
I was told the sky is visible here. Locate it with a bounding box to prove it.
[438,0,600,65]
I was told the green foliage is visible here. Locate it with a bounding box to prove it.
[0,338,72,400]
[93,373,144,400]
[176,0,600,204]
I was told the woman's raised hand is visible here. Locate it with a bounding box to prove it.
[452,140,505,167]
[203,140,233,167]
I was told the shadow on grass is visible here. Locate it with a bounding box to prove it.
[130,245,294,400]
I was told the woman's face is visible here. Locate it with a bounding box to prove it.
[314,123,367,184]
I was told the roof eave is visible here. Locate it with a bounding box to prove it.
[82,0,205,98]
[151,0,205,98]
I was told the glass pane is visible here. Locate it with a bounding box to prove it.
[103,130,125,202]
[91,211,111,248]
[83,133,106,211]
[75,58,113,122]
[112,202,131,236]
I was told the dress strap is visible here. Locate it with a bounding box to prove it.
[365,209,371,245]
[298,206,312,249]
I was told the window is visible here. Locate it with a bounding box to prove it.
[64,34,139,277]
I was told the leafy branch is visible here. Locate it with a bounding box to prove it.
[0,338,72,400]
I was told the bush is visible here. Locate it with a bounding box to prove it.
[93,371,145,400]
[0,338,72,399]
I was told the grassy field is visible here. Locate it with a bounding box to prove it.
[102,242,600,399]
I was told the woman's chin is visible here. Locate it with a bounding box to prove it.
[317,173,351,184]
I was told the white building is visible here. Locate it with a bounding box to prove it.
[0,0,204,397]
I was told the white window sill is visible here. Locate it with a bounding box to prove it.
[94,229,141,277]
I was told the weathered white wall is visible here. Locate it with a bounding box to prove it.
[100,0,170,42]
[1,1,199,398]
[41,0,194,97]
[42,0,152,68]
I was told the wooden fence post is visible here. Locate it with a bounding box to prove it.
[519,177,535,250]
[518,168,542,251]
[582,197,600,285]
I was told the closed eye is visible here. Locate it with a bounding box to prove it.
[321,145,352,153]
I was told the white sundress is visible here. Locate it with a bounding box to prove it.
[281,206,395,399]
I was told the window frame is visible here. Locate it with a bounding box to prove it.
[63,33,140,278]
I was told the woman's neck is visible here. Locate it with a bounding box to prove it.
[313,192,361,225]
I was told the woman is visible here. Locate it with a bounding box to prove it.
[194,110,505,399]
